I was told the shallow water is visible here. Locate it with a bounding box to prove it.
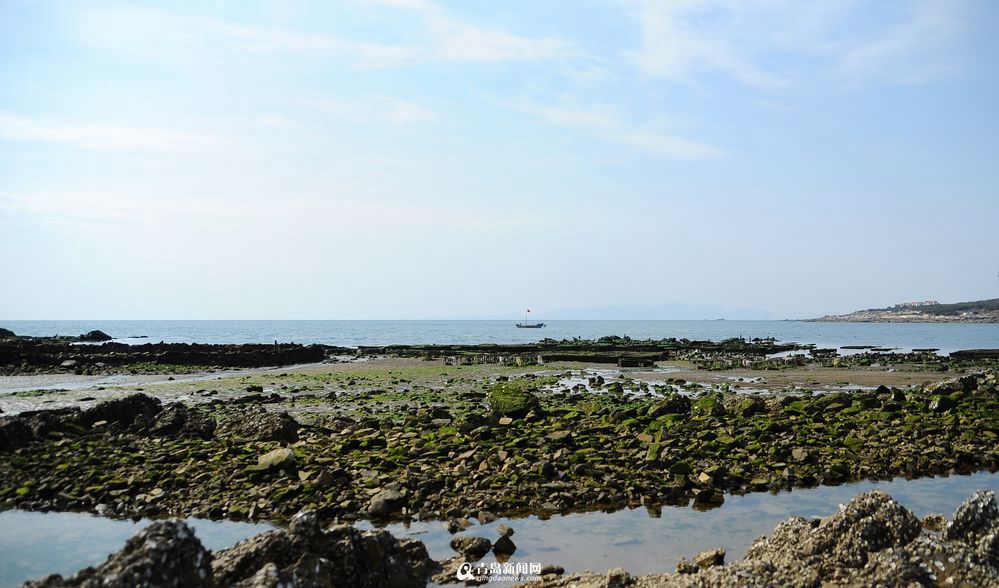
[2,472,997,586]
[358,471,999,580]
[0,510,273,587]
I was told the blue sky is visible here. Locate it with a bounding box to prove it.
[1,0,997,319]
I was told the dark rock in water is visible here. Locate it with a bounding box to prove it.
[212,510,433,588]
[26,519,212,587]
[492,535,517,557]
[148,403,216,439]
[450,535,492,559]
[0,327,16,338]
[218,410,299,442]
[26,510,434,588]
[79,330,112,342]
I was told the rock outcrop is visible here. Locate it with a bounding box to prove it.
[27,520,212,587]
[521,489,999,587]
[27,510,435,588]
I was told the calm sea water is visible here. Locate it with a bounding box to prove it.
[2,320,997,354]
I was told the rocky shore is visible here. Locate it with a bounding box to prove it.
[811,298,999,323]
[0,331,350,376]
[2,368,997,526]
[522,488,999,587]
[0,330,807,376]
[21,488,999,586]
[3,334,999,586]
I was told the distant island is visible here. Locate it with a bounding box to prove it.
[810,298,999,323]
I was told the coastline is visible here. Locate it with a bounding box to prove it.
[2,337,998,585]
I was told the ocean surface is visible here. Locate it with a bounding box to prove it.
[2,320,997,354]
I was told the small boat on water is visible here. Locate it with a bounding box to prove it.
[516,309,546,329]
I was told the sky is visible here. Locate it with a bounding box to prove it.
[1,0,998,320]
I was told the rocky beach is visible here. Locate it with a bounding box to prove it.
[2,329,999,585]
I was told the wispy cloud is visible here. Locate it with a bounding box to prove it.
[210,22,417,67]
[624,0,970,88]
[0,114,216,152]
[833,1,967,84]
[304,96,437,124]
[370,0,569,63]
[511,100,720,160]
[81,4,566,68]
[625,0,788,89]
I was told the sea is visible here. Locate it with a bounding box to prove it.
[2,320,997,354]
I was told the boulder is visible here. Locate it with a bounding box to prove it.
[694,548,725,568]
[492,535,517,557]
[489,383,541,419]
[648,393,691,417]
[79,330,112,342]
[368,488,406,517]
[692,393,726,417]
[253,448,296,471]
[212,511,434,588]
[929,395,956,413]
[80,394,162,429]
[0,327,16,338]
[149,403,216,439]
[219,410,299,442]
[943,490,998,543]
[449,536,492,559]
[26,520,212,587]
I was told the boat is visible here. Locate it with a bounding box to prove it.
[516,309,546,329]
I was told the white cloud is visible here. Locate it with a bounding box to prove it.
[367,0,570,63]
[626,0,788,89]
[512,100,720,160]
[81,4,566,68]
[624,0,969,88]
[833,1,966,84]
[0,114,217,152]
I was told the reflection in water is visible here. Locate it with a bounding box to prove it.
[359,471,999,577]
[0,510,273,588]
[2,471,997,587]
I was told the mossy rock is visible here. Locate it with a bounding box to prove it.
[648,393,691,417]
[730,396,765,417]
[692,393,726,417]
[489,383,542,419]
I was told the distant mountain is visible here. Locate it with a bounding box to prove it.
[540,303,776,320]
[810,298,999,323]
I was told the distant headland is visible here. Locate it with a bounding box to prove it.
[809,298,999,323]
